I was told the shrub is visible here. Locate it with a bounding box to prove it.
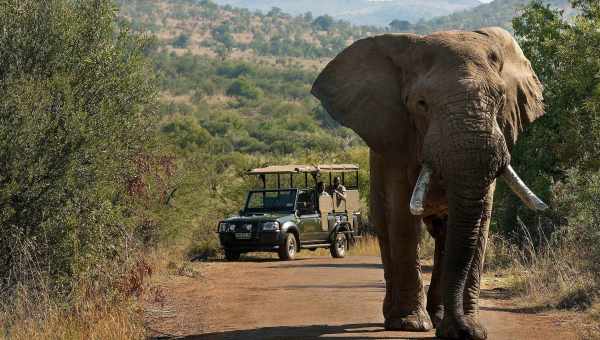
[226,78,262,100]
[0,0,157,296]
[172,33,190,48]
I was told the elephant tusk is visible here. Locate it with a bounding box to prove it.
[410,164,433,216]
[501,165,549,211]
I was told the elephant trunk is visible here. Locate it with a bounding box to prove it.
[443,184,491,316]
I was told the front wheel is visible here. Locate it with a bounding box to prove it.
[278,233,297,260]
[330,232,347,258]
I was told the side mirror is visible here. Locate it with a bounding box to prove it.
[239,209,244,216]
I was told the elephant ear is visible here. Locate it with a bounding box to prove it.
[311,34,420,151]
[476,27,545,148]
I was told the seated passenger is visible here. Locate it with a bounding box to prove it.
[331,176,346,201]
[317,181,330,197]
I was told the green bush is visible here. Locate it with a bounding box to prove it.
[172,33,190,48]
[0,0,157,295]
[226,78,262,100]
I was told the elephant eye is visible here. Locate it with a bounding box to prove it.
[489,51,498,63]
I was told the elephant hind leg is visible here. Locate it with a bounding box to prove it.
[426,217,447,328]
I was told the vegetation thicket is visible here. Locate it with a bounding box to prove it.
[406,0,571,34]
[118,0,385,61]
[483,1,600,336]
[0,0,160,337]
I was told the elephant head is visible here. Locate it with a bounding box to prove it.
[312,27,546,339]
[312,27,545,207]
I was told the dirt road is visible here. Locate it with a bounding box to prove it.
[145,256,576,339]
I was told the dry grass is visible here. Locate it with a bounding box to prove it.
[0,250,170,340]
[348,234,381,256]
[307,231,434,259]
[485,230,597,312]
[3,297,145,340]
[579,302,600,339]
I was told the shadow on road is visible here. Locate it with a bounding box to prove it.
[203,257,311,263]
[480,305,550,314]
[269,262,433,273]
[282,282,386,290]
[164,323,438,340]
[268,262,384,269]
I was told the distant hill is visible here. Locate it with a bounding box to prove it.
[405,0,571,33]
[212,0,483,26]
[119,0,388,63]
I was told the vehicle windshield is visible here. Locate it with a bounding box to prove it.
[244,189,297,213]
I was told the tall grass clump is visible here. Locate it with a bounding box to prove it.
[491,170,599,312]
[0,0,158,337]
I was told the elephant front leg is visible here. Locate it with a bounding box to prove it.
[426,217,447,328]
[371,152,432,332]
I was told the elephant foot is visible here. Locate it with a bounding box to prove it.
[426,305,444,328]
[436,315,487,340]
[384,308,433,332]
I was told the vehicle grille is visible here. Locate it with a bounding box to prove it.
[232,222,259,240]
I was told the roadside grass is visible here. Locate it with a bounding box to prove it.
[484,228,599,340]
[305,231,434,259]
[2,294,144,340]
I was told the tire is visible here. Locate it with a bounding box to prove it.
[278,233,297,260]
[224,249,241,261]
[330,232,347,258]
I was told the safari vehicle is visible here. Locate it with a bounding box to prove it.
[217,164,364,260]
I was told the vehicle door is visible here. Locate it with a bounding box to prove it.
[296,190,323,243]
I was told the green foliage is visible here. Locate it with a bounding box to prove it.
[0,0,157,294]
[406,0,569,34]
[119,0,386,59]
[172,33,190,48]
[226,78,263,100]
[389,19,412,31]
[499,0,600,234]
[488,0,600,299]
[312,15,335,31]
[161,116,211,149]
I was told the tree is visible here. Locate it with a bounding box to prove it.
[312,15,335,31]
[493,0,600,243]
[226,78,262,100]
[173,33,191,48]
[389,19,412,31]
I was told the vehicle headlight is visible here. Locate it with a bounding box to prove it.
[227,224,237,232]
[262,221,280,231]
[218,222,227,232]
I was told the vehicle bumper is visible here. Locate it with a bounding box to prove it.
[219,231,282,252]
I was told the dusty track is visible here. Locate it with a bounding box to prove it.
[145,256,576,339]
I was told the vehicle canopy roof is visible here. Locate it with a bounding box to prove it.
[247,164,359,175]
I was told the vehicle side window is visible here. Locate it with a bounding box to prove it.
[297,190,316,214]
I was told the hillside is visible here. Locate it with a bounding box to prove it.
[118,0,385,64]
[212,0,482,26]
[408,0,571,33]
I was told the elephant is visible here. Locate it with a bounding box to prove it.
[311,27,548,340]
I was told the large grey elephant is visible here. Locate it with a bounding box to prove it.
[311,27,547,340]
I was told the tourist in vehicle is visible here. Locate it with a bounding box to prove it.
[317,181,329,197]
[331,176,346,201]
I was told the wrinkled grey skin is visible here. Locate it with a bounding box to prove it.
[311,27,544,340]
